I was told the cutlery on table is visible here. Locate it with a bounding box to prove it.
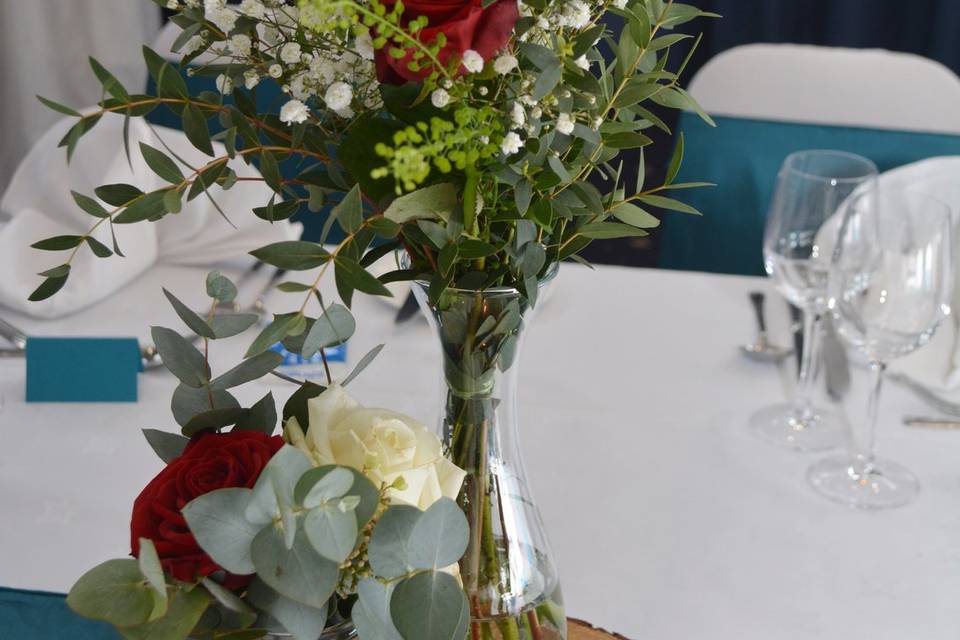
[740,291,793,363]
[903,416,960,429]
[888,371,960,418]
[0,317,27,350]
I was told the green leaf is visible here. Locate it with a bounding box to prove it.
[368,505,421,579]
[38,264,71,278]
[258,151,283,192]
[86,236,114,258]
[37,95,81,117]
[282,382,326,430]
[611,202,660,228]
[335,258,391,297]
[637,194,702,215]
[247,579,329,640]
[136,538,167,621]
[183,103,215,156]
[114,189,170,224]
[532,63,562,101]
[212,351,283,389]
[389,571,470,640]
[665,132,684,185]
[250,242,330,271]
[201,578,256,628]
[31,235,83,251]
[353,579,403,640]
[384,183,457,224]
[234,391,278,435]
[96,183,143,206]
[182,408,249,437]
[182,488,260,574]
[170,383,240,427]
[67,559,154,627]
[340,116,406,202]
[140,143,184,184]
[163,288,215,339]
[251,525,339,609]
[578,221,649,239]
[210,313,259,339]
[117,584,209,640]
[334,184,364,234]
[245,313,302,357]
[341,343,385,386]
[163,189,182,214]
[89,57,130,101]
[150,326,209,387]
[650,87,716,127]
[303,502,358,564]
[406,498,469,571]
[206,270,237,304]
[603,131,653,149]
[29,272,70,302]
[141,428,189,464]
[71,191,110,218]
[295,466,379,529]
[301,304,355,358]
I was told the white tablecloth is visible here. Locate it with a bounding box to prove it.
[1,264,959,639]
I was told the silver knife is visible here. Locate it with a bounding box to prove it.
[0,317,28,350]
[903,416,960,429]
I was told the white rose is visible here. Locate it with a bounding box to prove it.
[285,385,466,511]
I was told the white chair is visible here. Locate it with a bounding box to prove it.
[688,43,960,134]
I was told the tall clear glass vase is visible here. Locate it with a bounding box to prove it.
[412,267,566,640]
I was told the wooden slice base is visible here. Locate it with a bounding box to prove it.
[569,618,631,640]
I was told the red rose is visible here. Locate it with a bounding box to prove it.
[375,0,519,85]
[130,431,284,588]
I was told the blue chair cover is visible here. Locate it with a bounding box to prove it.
[0,587,119,639]
[145,74,338,243]
[658,113,960,276]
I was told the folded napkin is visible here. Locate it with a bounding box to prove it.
[871,157,960,392]
[0,113,301,318]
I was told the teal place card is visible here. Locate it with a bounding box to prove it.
[25,337,142,403]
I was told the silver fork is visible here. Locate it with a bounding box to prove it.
[888,371,960,418]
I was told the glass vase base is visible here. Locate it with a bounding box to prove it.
[748,402,845,452]
[807,455,919,509]
[470,607,567,640]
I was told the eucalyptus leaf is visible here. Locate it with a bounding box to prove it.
[303,505,358,564]
[250,525,339,609]
[117,584,210,640]
[212,351,284,389]
[206,271,237,303]
[171,383,240,427]
[247,579,328,640]
[353,579,403,640]
[341,343,385,386]
[384,183,457,224]
[301,304,355,358]
[67,559,154,628]
[368,505,421,579]
[211,313,259,339]
[182,488,260,575]
[389,571,470,640]
[141,428,189,463]
[151,326,209,387]
[163,288,214,339]
[406,498,469,571]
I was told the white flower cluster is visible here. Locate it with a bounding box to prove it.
[174,0,380,123]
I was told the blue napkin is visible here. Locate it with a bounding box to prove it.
[0,587,119,639]
[25,337,142,403]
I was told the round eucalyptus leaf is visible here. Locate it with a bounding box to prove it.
[182,488,260,575]
[250,525,338,609]
[295,466,379,529]
[66,559,155,628]
[352,579,402,640]
[301,304,356,358]
[389,571,469,640]
[136,538,168,620]
[116,584,210,640]
[368,505,421,579]
[247,578,329,640]
[406,498,469,571]
[246,446,313,527]
[302,467,354,509]
[303,506,358,563]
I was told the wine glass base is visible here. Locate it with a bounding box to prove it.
[807,455,919,510]
[748,402,845,452]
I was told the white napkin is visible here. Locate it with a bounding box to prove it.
[870,157,960,392]
[0,112,301,318]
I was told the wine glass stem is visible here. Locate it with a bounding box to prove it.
[851,360,885,475]
[793,310,822,421]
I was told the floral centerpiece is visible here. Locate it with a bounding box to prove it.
[35,0,714,638]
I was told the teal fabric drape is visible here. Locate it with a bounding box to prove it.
[0,587,119,639]
[657,114,960,276]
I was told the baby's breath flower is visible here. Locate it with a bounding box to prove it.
[279,99,310,124]
[324,82,353,112]
[510,103,525,128]
[215,74,234,94]
[575,55,590,70]
[269,64,283,78]
[355,30,375,61]
[238,0,265,19]
[462,50,484,73]
[501,132,523,156]
[244,69,261,90]
[431,88,451,108]
[280,42,302,64]
[228,34,252,56]
[494,54,518,75]
[556,113,575,135]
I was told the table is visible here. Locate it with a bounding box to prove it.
[1,263,959,639]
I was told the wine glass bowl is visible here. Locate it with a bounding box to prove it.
[750,150,879,451]
[809,188,954,509]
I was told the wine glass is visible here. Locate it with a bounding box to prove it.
[750,150,879,451]
[808,188,954,509]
